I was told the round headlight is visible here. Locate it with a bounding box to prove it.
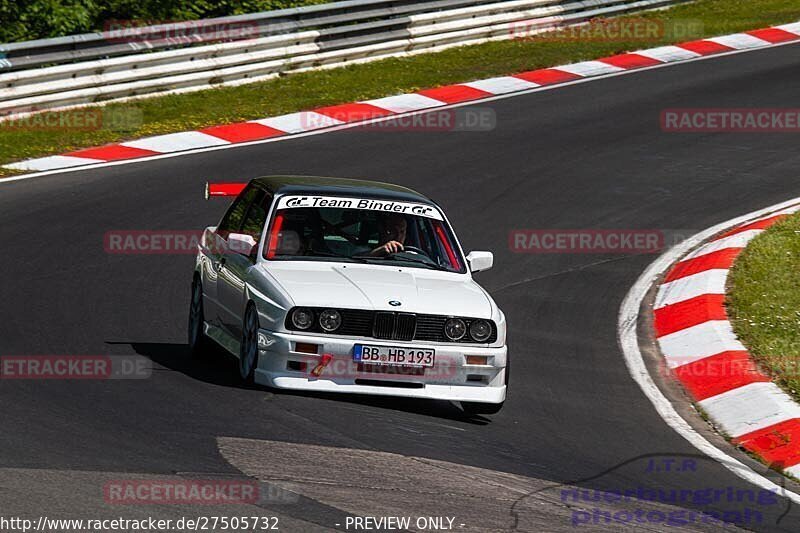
[319,309,342,332]
[444,318,467,341]
[469,319,492,342]
[291,308,314,330]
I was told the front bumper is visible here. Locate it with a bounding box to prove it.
[255,330,507,404]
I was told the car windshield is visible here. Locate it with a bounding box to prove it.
[262,195,465,273]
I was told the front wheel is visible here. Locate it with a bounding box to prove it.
[239,304,259,383]
[188,277,212,359]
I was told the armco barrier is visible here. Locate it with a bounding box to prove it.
[0,0,689,117]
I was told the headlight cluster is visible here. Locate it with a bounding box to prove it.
[319,309,342,331]
[288,307,493,343]
[444,318,492,342]
[291,308,342,332]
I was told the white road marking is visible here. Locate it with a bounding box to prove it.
[3,155,105,171]
[706,34,771,50]
[463,76,539,94]
[252,111,343,134]
[362,93,445,113]
[635,45,701,62]
[123,131,229,152]
[776,22,800,35]
[552,61,625,77]
[682,229,763,260]
[657,320,746,368]
[699,382,800,438]
[654,269,728,309]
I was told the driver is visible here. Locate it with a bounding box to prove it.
[371,213,407,256]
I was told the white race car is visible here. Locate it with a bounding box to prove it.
[189,176,507,414]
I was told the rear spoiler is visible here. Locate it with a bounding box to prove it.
[204,182,247,200]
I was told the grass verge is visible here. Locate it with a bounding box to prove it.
[728,213,800,400]
[2,0,800,177]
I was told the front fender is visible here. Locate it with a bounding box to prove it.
[244,267,294,332]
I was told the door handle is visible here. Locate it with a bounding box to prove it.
[212,257,226,272]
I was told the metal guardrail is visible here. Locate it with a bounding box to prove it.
[0,0,493,71]
[0,0,687,116]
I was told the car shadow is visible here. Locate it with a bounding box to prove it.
[109,341,492,425]
[107,340,244,388]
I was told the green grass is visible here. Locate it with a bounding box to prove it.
[2,0,800,176]
[0,1,332,43]
[728,213,800,400]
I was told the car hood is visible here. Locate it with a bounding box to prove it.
[262,262,492,317]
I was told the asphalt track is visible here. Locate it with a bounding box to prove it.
[2,42,800,532]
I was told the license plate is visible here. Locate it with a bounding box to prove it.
[354,344,435,367]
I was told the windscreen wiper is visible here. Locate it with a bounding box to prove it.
[381,253,449,271]
[308,250,370,263]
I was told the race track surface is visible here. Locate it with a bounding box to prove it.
[2,43,800,531]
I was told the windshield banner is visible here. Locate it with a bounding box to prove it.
[276,195,443,220]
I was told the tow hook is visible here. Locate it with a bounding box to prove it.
[310,353,333,377]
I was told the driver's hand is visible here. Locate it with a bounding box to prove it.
[380,240,404,254]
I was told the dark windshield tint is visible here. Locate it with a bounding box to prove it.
[218,186,260,235]
[263,206,465,273]
[240,191,270,244]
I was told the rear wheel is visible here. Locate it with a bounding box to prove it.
[239,303,259,383]
[188,277,212,358]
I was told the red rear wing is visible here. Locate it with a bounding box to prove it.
[204,182,247,199]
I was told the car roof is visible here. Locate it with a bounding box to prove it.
[251,175,436,205]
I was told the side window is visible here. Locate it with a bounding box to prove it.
[240,192,272,244]
[218,186,259,236]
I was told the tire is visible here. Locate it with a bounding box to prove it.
[188,276,212,359]
[462,353,508,416]
[239,303,259,383]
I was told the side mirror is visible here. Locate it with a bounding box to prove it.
[466,251,493,273]
[227,233,258,257]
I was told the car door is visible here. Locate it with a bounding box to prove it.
[209,185,260,329]
[218,188,272,338]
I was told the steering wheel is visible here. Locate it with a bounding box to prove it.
[399,245,428,256]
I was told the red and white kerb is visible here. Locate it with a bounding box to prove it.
[6,22,800,173]
[654,205,800,477]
